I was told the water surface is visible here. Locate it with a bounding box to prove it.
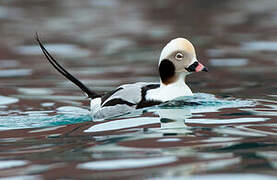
[0,0,277,179]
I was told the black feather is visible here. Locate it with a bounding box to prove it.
[101,87,123,105]
[35,33,99,99]
[136,84,161,109]
[102,98,135,107]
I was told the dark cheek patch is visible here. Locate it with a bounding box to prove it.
[159,59,176,85]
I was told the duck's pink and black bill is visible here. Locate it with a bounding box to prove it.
[186,61,208,72]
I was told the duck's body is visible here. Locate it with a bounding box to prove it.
[36,36,207,118]
[91,82,159,118]
[90,79,193,118]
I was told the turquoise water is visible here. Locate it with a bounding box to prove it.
[0,93,255,129]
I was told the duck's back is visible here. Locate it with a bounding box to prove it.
[91,82,161,118]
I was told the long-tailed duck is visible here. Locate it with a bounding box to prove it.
[36,35,207,118]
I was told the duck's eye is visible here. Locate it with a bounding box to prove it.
[175,53,183,60]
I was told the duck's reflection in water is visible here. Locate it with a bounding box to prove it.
[86,107,192,133]
[152,108,192,134]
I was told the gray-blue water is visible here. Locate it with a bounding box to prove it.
[0,0,277,179]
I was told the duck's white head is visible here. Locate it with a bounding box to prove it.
[158,38,207,85]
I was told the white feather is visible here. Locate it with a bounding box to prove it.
[146,73,193,102]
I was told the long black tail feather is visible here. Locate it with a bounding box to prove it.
[35,33,99,99]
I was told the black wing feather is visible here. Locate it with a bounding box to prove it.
[35,33,99,99]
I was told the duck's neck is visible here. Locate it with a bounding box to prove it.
[146,72,193,102]
[160,72,189,87]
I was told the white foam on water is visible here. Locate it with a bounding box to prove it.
[57,106,90,115]
[161,93,255,114]
[0,160,28,169]
[0,113,91,130]
[0,69,32,77]
[213,127,267,137]
[15,44,91,58]
[242,41,277,51]
[0,96,19,105]
[148,174,277,180]
[41,102,55,107]
[202,157,241,170]
[24,111,54,115]
[187,117,269,124]
[206,49,227,57]
[210,58,248,67]
[201,137,241,143]
[157,138,181,142]
[77,156,177,170]
[84,117,159,132]
[0,175,41,180]
[18,88,53,95]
